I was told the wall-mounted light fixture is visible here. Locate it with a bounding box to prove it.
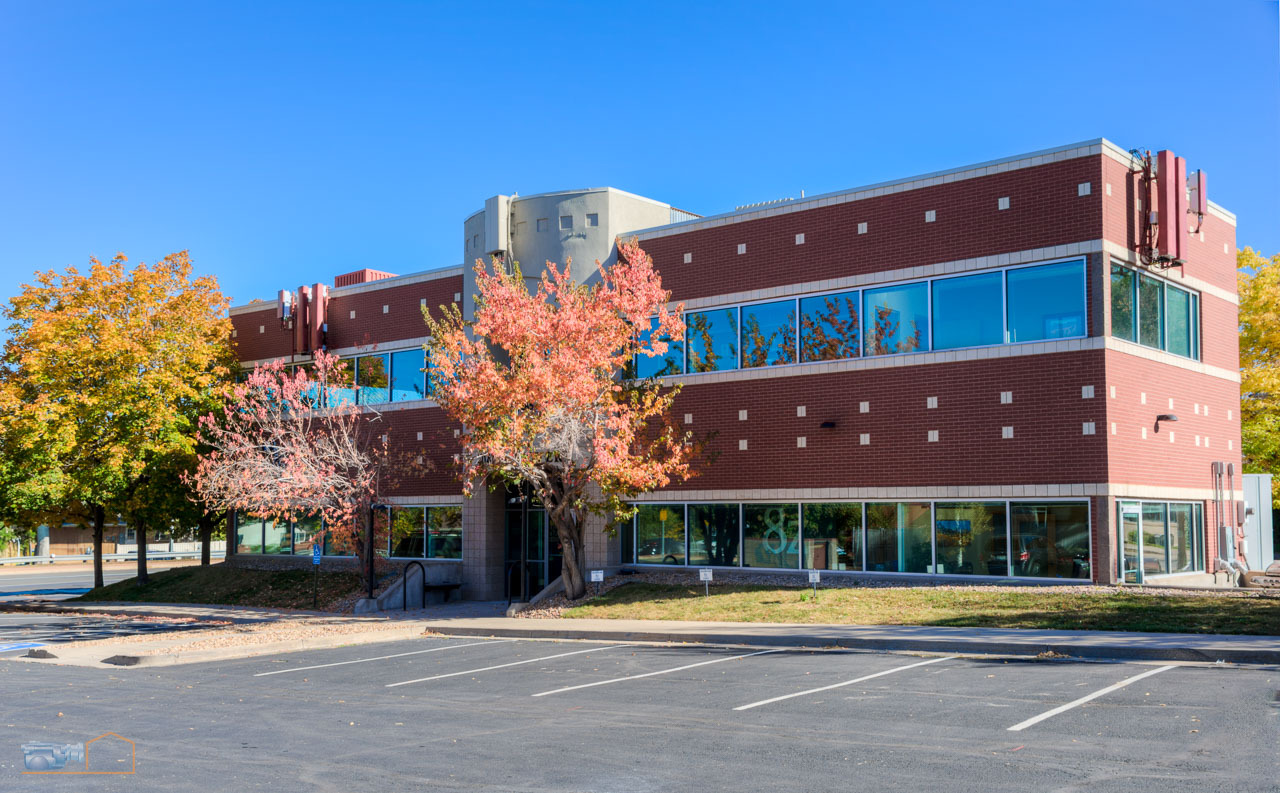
[1155,414,1179,432]
[820,421,836,429]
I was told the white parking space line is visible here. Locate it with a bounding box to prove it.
[386,644,626,688]
[253,640,515,677]
[532,649,782,697]
[1007,664,1175,732]
[733,655,957,711]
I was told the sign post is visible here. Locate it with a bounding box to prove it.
[312,544,321,609]
[699,567,713,597]
[590,569,604,597]
[808,569,820,600]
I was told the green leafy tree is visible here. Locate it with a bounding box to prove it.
[1238,247,1280,497]
[0,252,235,587]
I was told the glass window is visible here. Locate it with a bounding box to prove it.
[1190,294,1200,360]
[1168,503,1195,574]
[292,513,320,556]
[1110,264,1136,342]
[1006,260,1086,343]
[1119,502,1141,582]
[235,515,263,554]
[620,514,633,566]
[1141,503,1169,576]
[934,502,1006,576]
[1138,274,1164,349]
[263,518,290,554]
[741,301,796,367]
[428,506,463,559]
[390,349,427,401]
[799,290,860,362]
[1166,287,1191,358]
[864,283,928,355]
[357,354,390,405]
[560,215,573,231]
[931,272,1003,350]
[326,361,357,407]
[864,502,931,573]
[743,504,799,569]
[390,507,425,558]
[586,213,599,227]
[801,503,862,571]
[688,503,740,566]
[635,316,684,378]
[685,308,738,372]
[636,505,685,565]
[1009,502,1090,579]
[536,218,548,232]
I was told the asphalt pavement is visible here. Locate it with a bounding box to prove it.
[0,561,194,597]
[2,635,1277,791]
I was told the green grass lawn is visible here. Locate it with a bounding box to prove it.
[73,565,365,610]
[562,582,1280,635]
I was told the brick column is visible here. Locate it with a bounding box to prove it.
[461,480,506,600]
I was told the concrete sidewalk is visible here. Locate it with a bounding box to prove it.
[418,616,1280,665]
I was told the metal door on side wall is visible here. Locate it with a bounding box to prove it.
[1242,474,1275,568]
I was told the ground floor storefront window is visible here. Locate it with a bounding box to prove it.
[625,500,1093,580]
[1119,500,1203,583]
[232,506,463,559]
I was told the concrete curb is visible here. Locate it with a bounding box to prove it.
[420,624,1280,665]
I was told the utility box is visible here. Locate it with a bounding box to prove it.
[1241,474,1274,570]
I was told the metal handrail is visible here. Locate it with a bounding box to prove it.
[402,560,426,611]
[0,551,224,566]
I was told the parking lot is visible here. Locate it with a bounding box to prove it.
[2,635,1278,791]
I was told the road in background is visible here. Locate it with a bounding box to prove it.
[0,559,206,595]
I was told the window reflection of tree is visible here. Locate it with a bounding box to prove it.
[800,294,860,362]
[741,307,797,367]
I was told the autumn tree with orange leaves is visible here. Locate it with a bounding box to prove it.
[426,240,693,600]
[0,252,235,587]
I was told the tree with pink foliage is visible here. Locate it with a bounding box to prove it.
[426,239,693,600]
[189,351,388,587]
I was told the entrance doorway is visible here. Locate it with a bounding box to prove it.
[504,490,562,600]
[1119,500,1204,583]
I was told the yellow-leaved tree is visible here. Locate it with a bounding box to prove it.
[1238,247,1280,498]
[0,252,235,586]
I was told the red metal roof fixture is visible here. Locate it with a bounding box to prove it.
[1132,148,1206,270]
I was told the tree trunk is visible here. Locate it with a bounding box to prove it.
[135,515,149,586]
[198,511,215,566]
[552,514,587,600]
[91,504,105,590]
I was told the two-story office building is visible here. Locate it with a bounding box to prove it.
[228,139,1245,599]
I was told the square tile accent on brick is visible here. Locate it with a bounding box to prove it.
[859,401,869,413]
[928,430,939,442]
[1194,403,1200,415]
[1111,422,1117,435]
[259,325,265,334]
[684,413,693,424]
[1082,422,1095,435]
[421,298,427,306]
[857,222,868,235]
[1000,391,1012,404]
[1110,385,1116,398]
[453,293,461,302]
[1140,392,1147,404]
[231,329,237,338]
[1081,385,1094,399]
[1229,439,1234,450]
[453,429,460,437]
[796,436,807,448]
[416,432,423,441]
[1169,432,1175,443]
[738,409,748,421]
[349,310,356,320]
[859,433,870,445]
[997,196,1010,210]
[1142,427,1148,439]
[796,405,806,417]
[1168,397,1175,409]
[739,439,748,451]
[926,396,938,409]
[1001,426,1014,439]
[1228,409,1233,420]
[795,233,805,245]
[1195,435,1201,446]
[1078,182,1092,196]
[737,243,746,255]
[1106,183,1112,196]
[382,305,389,314]
[683,252,692,264]
[924,210,936,223]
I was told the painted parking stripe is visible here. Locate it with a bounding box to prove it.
[386,645,625,688]
[733,655,957,711]
[1007,664,1175,732]
[0,642,45,653]
[253,640,515,677]
[532,649,782,697]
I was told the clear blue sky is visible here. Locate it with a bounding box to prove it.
[1,0,1276,314]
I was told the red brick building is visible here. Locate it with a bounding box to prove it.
[228,139,1244,598]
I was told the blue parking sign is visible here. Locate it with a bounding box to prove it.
[312,545,321,565]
